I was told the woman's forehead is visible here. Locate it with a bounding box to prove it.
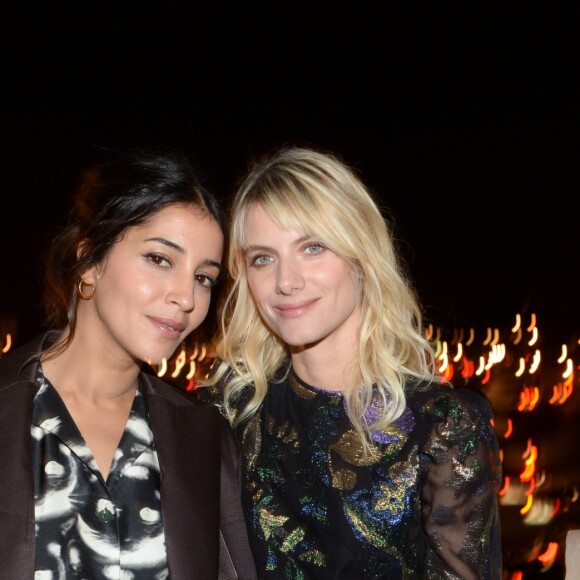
[246,200,314,233]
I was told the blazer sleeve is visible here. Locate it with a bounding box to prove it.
[218,416,257,580]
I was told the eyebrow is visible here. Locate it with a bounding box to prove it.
[204,259,223,272]
[245,234,313,253]
[147,236,185,253]
[146,237,222,272]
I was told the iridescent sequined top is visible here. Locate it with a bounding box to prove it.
[208,369,502,579]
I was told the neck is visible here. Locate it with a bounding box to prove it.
[290,348,360,392]
[41,327,141,403]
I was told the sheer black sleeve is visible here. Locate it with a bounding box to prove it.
[420,387,503,579]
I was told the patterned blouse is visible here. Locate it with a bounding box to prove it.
[207,368,502,579]
[32,368,169,579]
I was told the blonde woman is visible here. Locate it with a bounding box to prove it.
[206,146,502,579]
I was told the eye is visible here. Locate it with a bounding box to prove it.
[195,273,217,289]
[145,252,172,267]
[249,254,273,267]
[304,242,325,255]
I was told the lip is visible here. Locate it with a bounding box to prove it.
[274,299,318,319]
[147,316,186,340]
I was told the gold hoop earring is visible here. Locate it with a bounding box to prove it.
[77,279,96,300]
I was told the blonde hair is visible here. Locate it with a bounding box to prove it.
[211,146,438,452]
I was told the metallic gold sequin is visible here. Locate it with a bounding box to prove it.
[242,413,262,470]
[281,526,305,552]
[258,506,289,540]
[374,460,417,513]
[332,467,357,490]
[289,374,318,399]
[266,414,301,447]
[330,429,380,466]
[300,550,325,567]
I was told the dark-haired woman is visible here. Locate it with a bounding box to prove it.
[0,147,256,579]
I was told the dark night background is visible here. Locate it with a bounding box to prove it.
[1,3,579,577]
[1,3,578,348]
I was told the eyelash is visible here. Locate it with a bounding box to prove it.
[304,242,324,255]
[145,253,217,289]
[248,242,326,267]
[146,252,172,268]
[250,254,273,267]
[195,274,217,289]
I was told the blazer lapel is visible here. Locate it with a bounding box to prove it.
[143,378,222,580]
[0,344,39,578]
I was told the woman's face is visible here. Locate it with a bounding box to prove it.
[244,204,361,355]
[78,204,223,365]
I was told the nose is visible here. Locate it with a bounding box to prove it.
[276,258,304,295]
[166,273,195,311]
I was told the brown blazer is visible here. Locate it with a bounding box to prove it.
[0,331,256,580]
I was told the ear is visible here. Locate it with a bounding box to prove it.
[76,240,103,284]
[78,265,100,287]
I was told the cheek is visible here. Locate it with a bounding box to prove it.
[102,266,156,304]
[188,304,210,332]
[122,276,155,304]
[321,265,361,306]
[247,274,266,304]
[132,277,158,300]
[196,293,212,316]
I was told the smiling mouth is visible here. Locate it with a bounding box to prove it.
[148,316,185,339]
[275,300,317,319]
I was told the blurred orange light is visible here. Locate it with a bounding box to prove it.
[537,542,558,568]
[504,418,513,438]
[525,477,535,497]
[520,494,533,515]
[499,476,510,497]
[1,333,11,353]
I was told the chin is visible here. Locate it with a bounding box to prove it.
[140,346,180,367]
[283,334,321,348]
